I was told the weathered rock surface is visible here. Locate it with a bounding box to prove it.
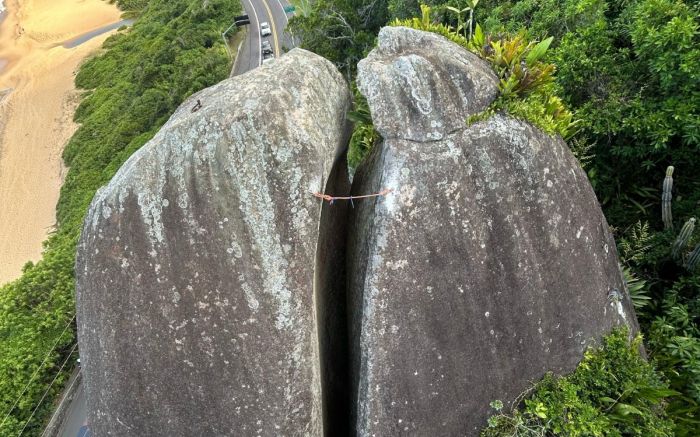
[76,49,351,436]
[357,26,499,143]
[349,27,637,435]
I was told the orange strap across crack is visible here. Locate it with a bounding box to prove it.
[313,188,393,205]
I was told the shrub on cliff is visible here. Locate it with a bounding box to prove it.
[473,0,700,230]
[483,329,676,437]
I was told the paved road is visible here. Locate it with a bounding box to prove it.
[231,0,294,76]
[56,379,87,437]
[52,3,295,436]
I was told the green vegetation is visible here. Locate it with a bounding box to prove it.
[391,6,577,139]
[348,4,577,167]
[483,329,676,437]
[474,0,700,228]
[391,3,471,46]
[615,168,700,435]
[347,83,379,169]
[296,0,699,433]
[112,0,148,10]
[0,0,240,434]
[466,25,577,139]
[288,0,389,77]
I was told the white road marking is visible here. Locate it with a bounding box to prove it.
[274,0,289,25]
[259,0,280,56]
[242,0,262,67]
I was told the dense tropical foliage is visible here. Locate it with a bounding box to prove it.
[0,0,240,434]
[484,329,676,436]
[289,0,390,77]
[292,0,700,434]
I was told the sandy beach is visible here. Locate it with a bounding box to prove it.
[0,0,121,284]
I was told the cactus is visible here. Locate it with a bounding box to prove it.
[662,166,674,230]
[687,244,700,271]
[659,166,700,269]
[672,217,695,259]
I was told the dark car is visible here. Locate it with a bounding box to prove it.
[261,40,273,55]
[263,52,275,64]
[77,425,91,437]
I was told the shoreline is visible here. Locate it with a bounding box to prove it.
[63,18,134,48]
[0,0,122,284]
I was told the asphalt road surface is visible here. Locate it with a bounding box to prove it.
[55,371,87,437]
[231,0,295,76]
[54,3,295,435]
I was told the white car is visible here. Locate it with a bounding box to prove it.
[260,22,271,37]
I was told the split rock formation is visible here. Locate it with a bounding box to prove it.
[76,29,637,436]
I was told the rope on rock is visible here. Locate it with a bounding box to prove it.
[312,188,393,206]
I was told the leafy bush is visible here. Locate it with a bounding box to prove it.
[391,4,471,46]
[467,24,577,138]
[474,0,700,230]
[113,0,149,11]
[469,29,555,98]
[347,83,380,170]
[0,0,240,434]
[483,329,676,436]
[288,0,389,77]
[647,287,700,433]
[392,5,577,139]
[614,167,700,435]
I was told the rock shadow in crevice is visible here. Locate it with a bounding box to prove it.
[315,147,352,436]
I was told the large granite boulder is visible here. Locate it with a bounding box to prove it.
[75,49,352,436]
[357,26,499,142]
[349,26,637,435]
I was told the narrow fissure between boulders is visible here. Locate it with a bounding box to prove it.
[314,133,391,436]
[314,147,352,436]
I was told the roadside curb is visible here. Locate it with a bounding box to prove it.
[229,27,248,77]
[42,367,82,437]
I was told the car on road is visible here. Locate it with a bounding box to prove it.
[260,22,271,37]
[262,40,273,56]
[263,52,275,65]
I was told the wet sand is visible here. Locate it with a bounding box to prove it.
[0,0,122,284]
